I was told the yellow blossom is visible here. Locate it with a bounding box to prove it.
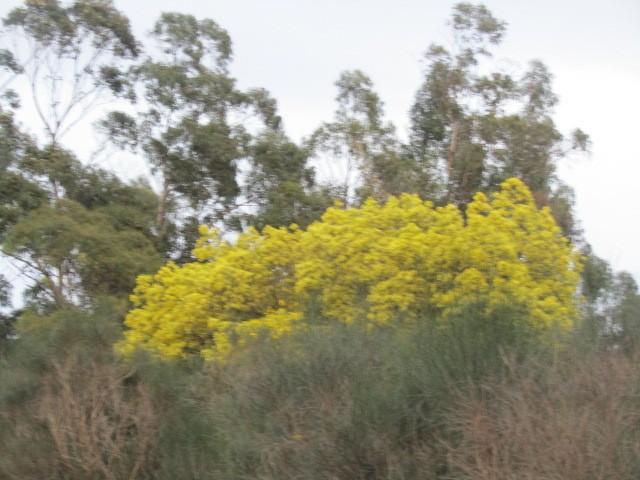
[117,178,582,359]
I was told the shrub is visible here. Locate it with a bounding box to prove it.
[119,178,581,360]
[0,301,159,480]
[445,347,640,479]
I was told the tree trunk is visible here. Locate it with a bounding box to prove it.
[447,120,459,179]
[156,183,169,237]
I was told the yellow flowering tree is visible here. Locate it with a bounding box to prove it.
[118,178,581,359]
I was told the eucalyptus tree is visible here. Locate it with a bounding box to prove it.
[0,273,12,344]
[409,2,588,232]
[578,244,640,352]
[0,1,163,308]
[1,0,139,199]
[0,101,161,308]
[240,129,333,230]
[309,70,409,206]
[408,3,505,204]
[3,195,161,309]
[606,272,640,354]
[101,12,283,256]
[0,101,46,240]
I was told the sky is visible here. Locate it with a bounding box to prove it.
[2,0,640,282]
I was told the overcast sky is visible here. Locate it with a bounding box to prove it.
[2,0,640,281]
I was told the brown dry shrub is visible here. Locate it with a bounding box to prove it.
[446,350,640,480]
[1,355,159,480]
[38,355,159,480]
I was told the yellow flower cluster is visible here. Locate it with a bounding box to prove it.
[118,179,581,359]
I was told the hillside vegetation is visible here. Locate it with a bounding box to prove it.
[1,2,639,478]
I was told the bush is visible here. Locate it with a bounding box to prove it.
[119,178,581,360]
[445,346,640,479]
[2,299,637,479]
[166,301,539,479]
[0,300,159,480]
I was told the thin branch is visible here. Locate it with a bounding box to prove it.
[1,248,66,303]
[29,59,55,142]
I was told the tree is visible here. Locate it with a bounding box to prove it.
[118,178,581,360]
[409,3,506,203]
[408,2,588,236]
[1,0,139,198]
[4,195,161,308]
[580,244,613,308]
[1,98,162,308]
[580,248,640,353]
[101,12,283,258]
[240,130,332,230]
[0,2,167,308]
[0,102,47,240]
[1,0,138,125]
[606,272,640,354]
[0,273,15,350]
[309,70,411,206]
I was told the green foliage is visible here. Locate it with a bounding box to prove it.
[2,0,138,146]
[601,272,640,354]
[3,0,138,59]
[3,294,639,479]
[575,245,640,353]
[1,124,164,308]
[0,275,9,308]
[1,1,163,312]
[0,48,21,75]
[0,3,637,478]
[0,300,161,480]
[0,17,161,307]
[0,106,47,239]
[0,274,14,353]
[4,198,161,306]
[407,4,586,239]
[100,11,284,253]
[580,244,613,305]
[0,300,124,401]
[309,70,411,205]
[242,130,333,230]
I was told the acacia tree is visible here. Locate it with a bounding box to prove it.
[118,178,581,360]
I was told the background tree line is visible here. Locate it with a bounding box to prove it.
[0,1,628,318]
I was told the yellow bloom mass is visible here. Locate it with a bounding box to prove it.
[117,179,582,359]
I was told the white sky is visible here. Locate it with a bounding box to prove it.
[2,0,639,282]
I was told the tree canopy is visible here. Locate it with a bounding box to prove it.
[0,0,617,343]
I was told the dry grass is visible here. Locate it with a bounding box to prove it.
[1,354,158,479]
[446,350,640,480]
[39,355,158,480]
